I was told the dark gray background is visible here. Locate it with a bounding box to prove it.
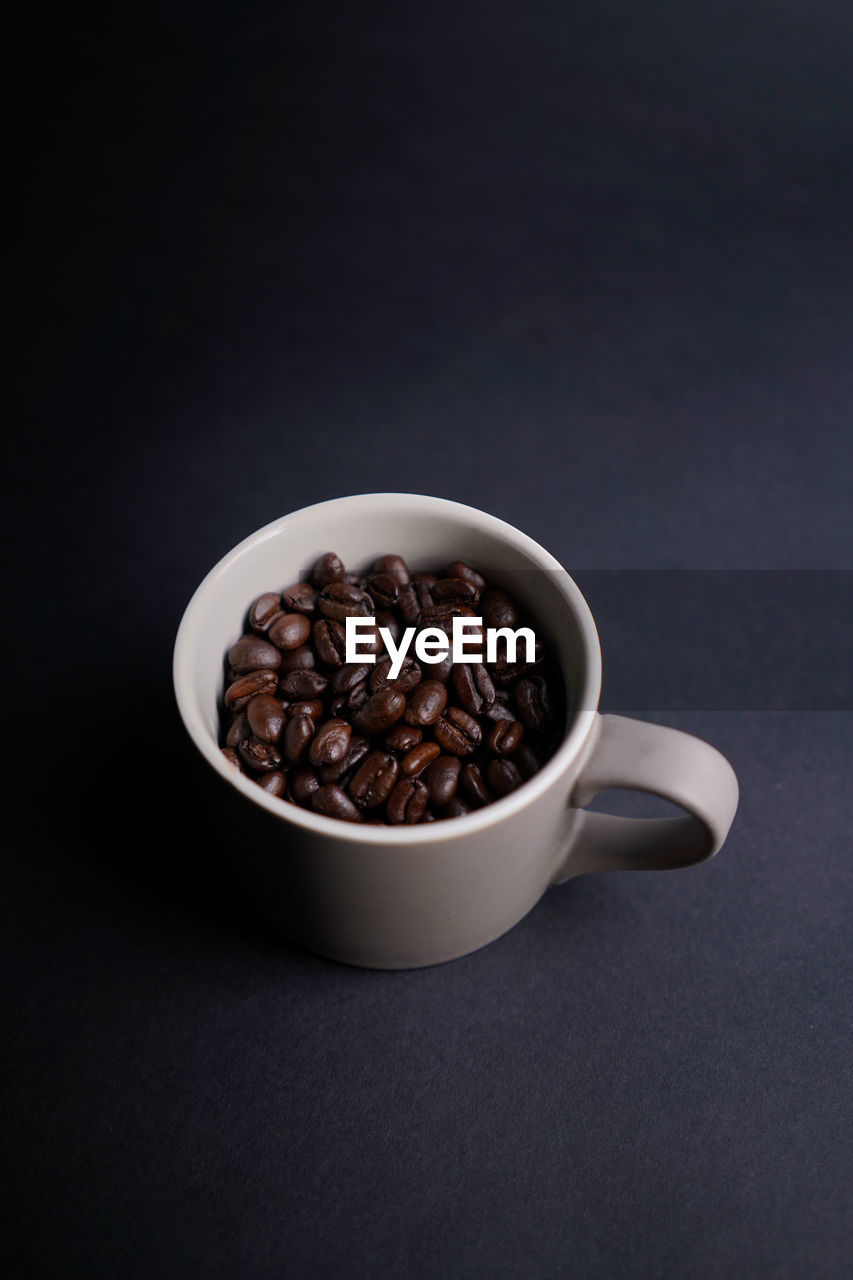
[8,2,852,1277]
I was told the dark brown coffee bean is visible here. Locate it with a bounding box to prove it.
[308,719,352,766]
[443,797,471,818]
[277,643,316,673]
[286,699,324,720]
[430,651,454,683]
[446,561,487,591]
[239,737,282,772]
[311,783,364,822]
[515,677,553,732]
[384,724,423,752]
[412,571,438,587]
[487,758,523,798]
[401,741,441,777]
[221,747,243,771]
[224,668,279,710]
[279,670,328,698]
[352,687,406,734]
[311,552,346,588]
[248,592,284,632]
[487,718,525,756]
[513,744,542,780]
[282,713,315,763]
[289,766,320,805]
[370,655,422,694]
[281,581,318,615]
[247,693,286,744]
[346,680,369,710]
[313,618,347,666]
[373,554,411,584]
[397,582,421,624]
[342,571,366,587]
[481,588,519,630]
[452,663,495,714]
[228,635,282,673]
[375,610,402,645]
[320,735,369,784]
[349,751,399,807]
[431,577,480,605]
[366,573,398,610]
[460,762,491,806]
[404,679,447,725]
[387,778,429,825]
[318,581,373,621]
[485,699,516,722]
[258,770,288,798]
[268,612,312,651]
[226,711,251,748]
[434,707,482,756]
[331,663,371,694]
[424,755,461,806]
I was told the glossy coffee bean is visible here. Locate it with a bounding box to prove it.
[279,670,328,698]
[312,552,346,588]
[486,758,523,798]
[515,677,553,732]
[387,778,429,824]
[226,711,251,748]
[434,707,482,756]
[424,754,461,806]
[281,581,318,615]
[268,612,312,651]
[370,655,422,694]
[239,737,282,772]
[481,588,518,630]
[313,618,347,666]
[289,766,320,805]
[258,770,288,798]
[311,783,363,822]
[308,719,352,767]
[453,663,495,715]
[404,679,447,726]
[282,714,314,764]
[446,561,487,592]
[384,724,423,752]
[460,762,491,807]
[221,747,243,771]
[287,699,324,721]
[247,693,286,744]
[225,668,279,710]
[228,635,282,673]
[366,573,398,610]
[432,577,480,605]
[373,554,411,584]
[349,751,399,807]
[277,643,316,673]
[352,687,407,734]
[443,796,472,818]
[401,741,441,777]
[514,744,542,779]
[248,593,284,632]
[331,663,371,693]
[318,581,373,621]
[487,718,525,756]
[320,735,369,785]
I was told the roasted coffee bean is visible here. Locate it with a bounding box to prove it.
[268,612,312,651]
[430,651,454,683]
[446,561,487,592]
[308,719,352,767]
[239,737,282,772]
[401,741,441,777]
[247,693,286,744]
[460,762,491,807]
[513,744,542,780]
[349,751,399,807]
[318,581,373,621]
[366,573,398,610]
[370,655,422,694]
[279,669,328,698]
[320,735,369,785]
[487,758,523,798]
[432,577,480,605]
[281,581,317,615]
[515,677,553,732]
[434,707,482,756]
[384,724,423,752]
[248,592,284,632]
[331,663,371,694]
[282,714,315,764]
[226,711,251,748]
[443,796,471,818]
[425,754,461,806]
[397,582,421,624]
[375,610,402,645]
[312,552,346,588]
[346,680,369,710]
[487,718,525,756]
[228,635,282,673]
[481,588,518,630]
[311,783,363,822]
[403,678,447,725]
[277,643,316,673]
[289,766,320,805]
[387,778,429,825]
[453,663,495,714]
[221,747,243,771]
[411,571,438,587]
[224,668,279,710]
[352,687,406,734]
[373,554,411,584]
[258,770,288,798]
[287,699,324,720]
[313,618,347,666]
[343,571,366,587]
[485,698,516,722]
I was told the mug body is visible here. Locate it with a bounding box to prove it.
[174,494,602,968]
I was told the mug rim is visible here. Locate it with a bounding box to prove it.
[173,493,602,844]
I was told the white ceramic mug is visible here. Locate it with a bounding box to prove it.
[173,494,739,969]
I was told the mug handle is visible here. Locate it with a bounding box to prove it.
[551,714,739,883]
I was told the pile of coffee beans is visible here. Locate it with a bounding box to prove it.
[219,553,564,824]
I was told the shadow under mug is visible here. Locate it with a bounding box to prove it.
[173,494,739,969]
